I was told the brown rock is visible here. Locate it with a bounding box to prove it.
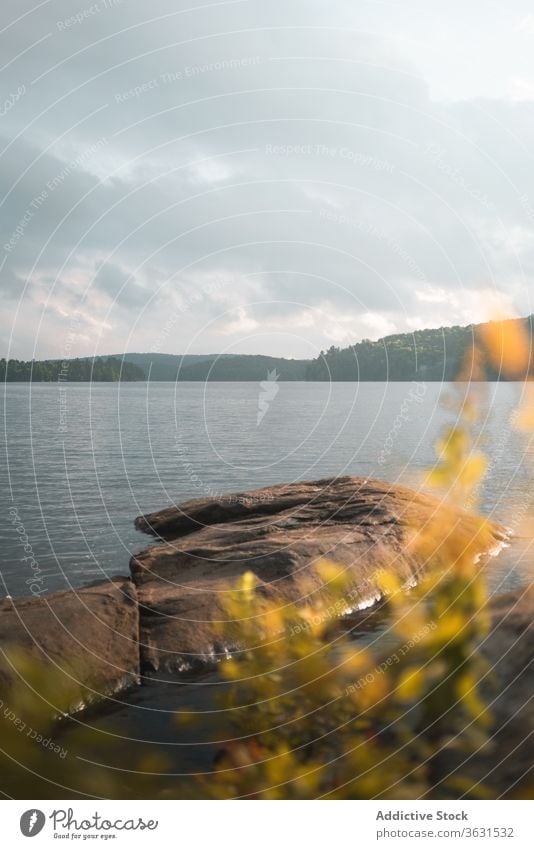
[0,577,140,712]
[479,584,534,793]
[432,583,534,796]
[131,476,505,675]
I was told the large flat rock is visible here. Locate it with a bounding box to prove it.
[132,476,505,675]
[0,577,140,711]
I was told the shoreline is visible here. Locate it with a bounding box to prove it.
[1,476,508,703]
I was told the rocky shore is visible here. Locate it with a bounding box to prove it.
[0,476,506,696]
[1,475,531,793]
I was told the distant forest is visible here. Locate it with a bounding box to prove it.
[3,316,533,381]
[0,357,145,382]
[306,317,534,381]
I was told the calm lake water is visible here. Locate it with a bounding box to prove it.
[2,381,534,599]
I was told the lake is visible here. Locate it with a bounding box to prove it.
[2,381,533,599]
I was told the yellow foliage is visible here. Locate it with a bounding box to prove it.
[396,667,425,701]
[190,321,528,800]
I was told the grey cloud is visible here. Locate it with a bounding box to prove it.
[1,0,533,357]
[92,260,151,307]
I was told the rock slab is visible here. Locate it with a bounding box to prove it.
[132,476,504,675]
[0,577,140,711]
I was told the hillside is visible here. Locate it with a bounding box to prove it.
[107,352,222,381]
[107,352,308,381]
[305,317,534,381]
[175,354,308,381]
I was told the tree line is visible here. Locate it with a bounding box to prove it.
[305,318,534,381]
[0,357,145,382]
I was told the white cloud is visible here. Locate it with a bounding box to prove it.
[508,76,534,100]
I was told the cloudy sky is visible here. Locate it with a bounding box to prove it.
[2,0,534,359]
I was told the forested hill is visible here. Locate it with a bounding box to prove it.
[105,352,308,381]
[176,355,308,381]
[105,352,223,381]
[305,317,534,381]
[0,357,145,382]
